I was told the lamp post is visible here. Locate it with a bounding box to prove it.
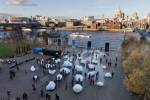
[124,29,126,41]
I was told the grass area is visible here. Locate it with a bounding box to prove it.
[0,42,15,58]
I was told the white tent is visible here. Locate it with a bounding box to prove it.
[75,65,83,72]
[96,81,104,87]
[78,56,82,60]
[68,56,74,62]
[52,58,55,60]
[104,72,112,78]
[55,59,61,64]
[88,71,96,76]
[64,55,69,59]
[46,64,51,68]
[62,60,73,67]
[60,67,71,74]
[99,52,105,56]
[46,81,56,91]
[30,65,35,72]
[101,65,107,69]
[73,84,83,93]
[50,64,55,68]
[80,59,86,64]
[88,64,95,69]
[48,70,56,75]
[57,74,63,81]
[92,59,98,64]
[75,74,84,82]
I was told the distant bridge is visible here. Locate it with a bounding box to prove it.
[0,22,41,29]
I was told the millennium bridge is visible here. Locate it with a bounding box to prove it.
[0,22,41,30]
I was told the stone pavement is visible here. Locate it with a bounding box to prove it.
[0,49,132,100]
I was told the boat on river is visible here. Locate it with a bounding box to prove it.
[69,32,91,38]
[21,28,32,32]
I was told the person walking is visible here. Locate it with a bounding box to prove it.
[105,59,107,63]
[9,71,13,80]
[12,71,16,78]
[46,93,49,100]
[71,79,74,87]
[116,57,118,62]
[100,58,102,64]
[7,90,11,98]
[16,96,21,100]
[104,54,105,58]
[55,93,59,100]
[84,72,87,79]
[112,72,114,78]
[107,62,109,67]
[92,79,95,85]
[22,92,28,100]
[32,83,36,91]
[96,72,99,81]
[115,63,117,67]
[48,94,51,100]
[40,89,44,97]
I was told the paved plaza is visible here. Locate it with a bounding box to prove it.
[0,48,132,100]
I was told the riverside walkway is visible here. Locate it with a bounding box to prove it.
[0,48,131,100]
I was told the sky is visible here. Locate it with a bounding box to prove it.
[0,0,150,18]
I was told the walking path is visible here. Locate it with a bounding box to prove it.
[0,48,131,100]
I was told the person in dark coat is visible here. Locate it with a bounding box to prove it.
[116,57,118,62]
[71,79,74,87]
[9,70,14,80]
[115,63,117,67]
[40,89,44,97]
[46,93,49,100]
[92,79,95,85]
[32,84,36,91]
[48,94,51,100]
[55,93,59,100]
[16,96,21,100]
[105,59,107,63]
[100,58,102,64]
[22,92,28,100]
[84,72,87,79]
[7,90,11,97]
[104,54,105,58]
[112,72,114,78]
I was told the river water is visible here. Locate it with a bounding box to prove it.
[61,31,138,50]
[0,29,138,50]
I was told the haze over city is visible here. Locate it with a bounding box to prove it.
[0,0,150,18]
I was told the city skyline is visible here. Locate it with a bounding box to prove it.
[0,0,150,18]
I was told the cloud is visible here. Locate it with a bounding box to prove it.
[7,0,37,6]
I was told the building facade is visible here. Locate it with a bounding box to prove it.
[82,16,95,22]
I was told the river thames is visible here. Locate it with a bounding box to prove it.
[0,29,138,51]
